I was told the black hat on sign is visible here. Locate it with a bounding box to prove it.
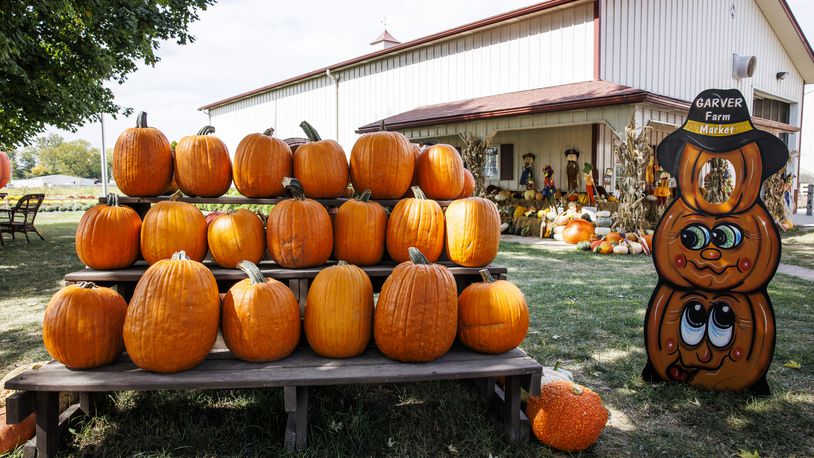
[656,88,789,181]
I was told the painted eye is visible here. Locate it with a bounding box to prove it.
[680,301,707,346]
[708,302,735,348]
[680,224,709,250]
[711,224,743,249]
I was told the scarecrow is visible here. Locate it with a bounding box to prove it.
[541,165,556,201]
[519,152,535,187]
[653,170,671,205]
[564,149,580,192]
[583,163,596,205]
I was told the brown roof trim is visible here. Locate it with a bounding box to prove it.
[778,0,814,63]
[753,117,801,133]
[199,0,581,110]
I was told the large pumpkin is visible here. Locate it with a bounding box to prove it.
[445,197,500,267]
[266,178,333,268]
[75,194,142,269]
[222,261,300,362]
[562,219,595,244]
[123,251,220,373]
[304,261,373,358]
[293,121,348,198]
[113,111,174,197]
[140,192,207,264]
[374,248,458,362]
[526,381,608,452]
[350,129,414,199]
[334,190,387,265]
[233,127,292,198]
[0,151,10,189]
[386,187,445,263]
[415,143,464,200]
[456,168,476,198]
[207,209,266,268]
[0,410,35,455]
[458,270,529,354]
[174,126,232,197]
[42,282,128,369]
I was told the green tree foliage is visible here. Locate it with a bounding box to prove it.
[12,134,112,179]
[0,0,214,150]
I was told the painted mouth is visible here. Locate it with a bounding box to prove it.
[667,362,695,382]
[687,260,739,275]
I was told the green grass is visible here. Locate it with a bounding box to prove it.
[1,216,812,457]
[781,229,814,270]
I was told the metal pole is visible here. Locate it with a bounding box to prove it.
[807,183,813,216]
[100,113,109,196]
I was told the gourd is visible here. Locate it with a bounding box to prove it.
[0,152,10,189]
[594,216,613,227]
[294,121,349,198]
[207,209,266,268]
[75,194,142,269]
[513,206,527,218]
[174,125,232,197]
[140,191,208,264]
[595,210,611,218]
[350,128,414,199]
[526,381,608,452]
[540,362,574,385]
[593,241,613,254]
[613,244,629,255]
[233,127,292,197]
[113,111,173,196]
[445,197,500,267]
[386,187,445,263]
[458,269,529,354]
[594,226,611,237]
[456,168,476,198]
[562,219,595,244]
[576,241,592,251]
[628,241,644,254]
[334,190,387,265]
[266,178,333,268]
[414,144,464,199]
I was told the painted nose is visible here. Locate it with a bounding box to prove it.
[698,346,712,363]
[701,249,721,260]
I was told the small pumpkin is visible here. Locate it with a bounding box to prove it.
[0,151,11,189]
[456,168,476,198]
[526,381,608,452]
[562,219,595,244]
[350,128,415,199]
[0,410,35,454]
[458,269,529,354]
[386,187,445,263]
[75,194,142,269]
[415,144,464,199]
[594,216,613,227]
[445,197,500,267]
[334,190,387,265]
[175,125,232,197]
[207,209,266,268]
[590,240,603,251]
[514,206,527,219]
[293,121,348,198]
[140,191,208,264]
[233,127,293,197]
[113,111,174,197]
[594,226,611,237]
[576,241,592,251]
[613,243,629,255]
[593,240,613,254]
[266,178,333,268]
[605,232,624,243]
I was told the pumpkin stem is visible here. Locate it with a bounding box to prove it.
[411,186,427,200]
[299,121,322,141]
[77,281,97,289]
[197,125,216,135]
[237,260,266,285]
[479,269,495,283]
[282,177,307,200]
[337,260,348,266]
[106,193,119,207]
[136,111,148,128]
[379,120,386,131]
[169,190,185,201]
[263,127,275,137]
[171,251,190,261]
[408,247,430,265]
[357,189,372,202]
[553,361,562,371]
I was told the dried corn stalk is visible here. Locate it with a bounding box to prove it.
[703,158,730,203]
[613,115,652,232]
[459,131,496,197]
[763,157,791,226]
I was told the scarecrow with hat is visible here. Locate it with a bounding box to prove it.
[519,152,536,188]
[564,148,580,192]
[583,162,596,205]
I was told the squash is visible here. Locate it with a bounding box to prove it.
[562,219,595,244]
[526,381,608,452]
[294,121,349,198]
[334,190,387,265]
[415,144,464,199]
[513,206,527,219]
[595,210,611,218]
[0,410,35,454]
[207,209,266,268]
[140,191,207,264]
[386,187,445,263]
[594,226,611,237]
[175,125,232,197]
[613,243,629,255]
[205,211,225,228]
[304,261,373,358]
[0,151,11,189]
[524,189,537,201]
[113,111,173,197]
[233,127,292,197]
[266,178,333,268]
[75,194,141,269]
[628,241,644,254]
[458,269,529,354]
[123,251,220,373]
[42,282,127,369]
[541,362,574,385]
[445,198,500,267]
[350,129,414,199]
[576,241,592,251]
[590,240,603,251]
[222,261,300,362]
[456,168,476,198]
[594,216,613,227]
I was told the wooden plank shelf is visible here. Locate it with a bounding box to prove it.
[99,195,455,208]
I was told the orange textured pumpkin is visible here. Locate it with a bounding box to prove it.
[293,121,348,198]
[386,187,445,263]
[445,197,500,267]
[0,410,35,454]
[456,168,476,198]
[266,178,333,268]
[562,219,595,245]
[175,126,232,197]
[0,151,10,189]
[42,282,128,369]
[458,270,529,354]
[333,190,387,265]
[526,381,608,452]
[350,129,415,199]
[222,261,300,362]
[140,192,207,264]
[605,232,624,243]
[233,127,292,198]
[75,194,142,269]
[113,112,173,197]
[207,209,266,268]
[304,261,373,358]
[124,251,220,373]
[415,144,465,199]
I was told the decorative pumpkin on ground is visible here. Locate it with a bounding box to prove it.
[0,409,35,454]
[562,219,595,244]
[445,197,500,267]
[386,187,445,263]
[605,232,624,243]
[350,128,414,199]
[75,194,142,269]
[374,248,458,362]
[305,261,374,358]
[334,190,387,265]
[415,144,465,199]
[593,241,613,254]
[294,121,348,198]
[266,178,333,268]
[456,168,476,198]
[140,192,207,264]
[526,381,608,452]
[124,251,220,373]
[541,362,574,385]
[458,269,529,354]
[0,151,10,189]
[113,111,173,197]
[233,127,292,197]
[174,126,232,197]
[42,282,128,369]
[207,209,266,268]
[222,261,300,362]
[576,241,592,251]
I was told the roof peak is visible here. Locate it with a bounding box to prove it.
[370,29,400,45]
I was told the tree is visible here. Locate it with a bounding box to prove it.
[38,138,105,179]
[0,0,214,150]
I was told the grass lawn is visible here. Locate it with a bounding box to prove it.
[781,229,814,270]
[1,213,812,457]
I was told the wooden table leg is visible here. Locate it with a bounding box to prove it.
[500,376,530,444]
[284,386,308,449]
[476,377,497,410]
[79,392,103,416]
[35,392,59,458]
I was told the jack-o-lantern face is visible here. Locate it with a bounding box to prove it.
[645,283,774,392]
[654,199,779,293]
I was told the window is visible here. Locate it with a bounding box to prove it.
[753,96,790,124]
[499,144,514,180]
[483,147,499,177]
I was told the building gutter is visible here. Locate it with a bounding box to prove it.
[326,69,341,141]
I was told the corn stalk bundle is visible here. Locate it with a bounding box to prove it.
[763,158,792,226]
[459,131,496,197]
[703,158,730,203]
[613,115,652,232]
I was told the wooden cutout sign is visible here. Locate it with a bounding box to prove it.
[642,89,788,394]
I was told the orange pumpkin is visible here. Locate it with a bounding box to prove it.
[594,240,613,254]
[334,190,387,265]
[374,248,458,362]
[75,194,142,269]
[140,192,207,264]
[266,178,333,268]
[113,111,174,197]
[386,187,445,263]
[207,209,266,268]
[562,219,595,245]
[293,121,348,198]
[0,410,35,455]
[456,168,476,198]
[42,282,128,369]
[526,381,608,452]
[304,261,373,358]
[0,151,10,189]
[458,270,529,354]
[174,126,232,197]
[350,129,415,199]
[605,232,624,243]
[123,251,220,373]
[415,144,464,199]
[444,197,500,267]
[233,127,292,198]
[222,261,301,362]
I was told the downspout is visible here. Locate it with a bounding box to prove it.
[326,69,340,142]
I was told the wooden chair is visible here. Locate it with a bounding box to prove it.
[0,193,45,245]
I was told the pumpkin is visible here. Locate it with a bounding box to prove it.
[75,194,142,269]
[414,144,464,199]
[374,248,458,362]
[458,269,529,354]
[445,197,500,267]
[233,127,292,197]
[594,216,613,227]
[594,226,611,237]
[593,241,613,254]
[456,168,476,198]
[0,410,35,454]
[0,151,10,189]
[304,261,373,358]
[514,206,527,219]
[613,244,629,254]
[293,121,348,198]
[140,192,207,264]
[541,362,574,385]
[205,211,225,228]
[123,251,220,373]
[562,219,595,244]
[334,190,387,265]
[174,126,232,197]
[222,261,300,362]
[590,240,603,251]
[605,232,624,243]
[386,187,445,263]
[350,129,414,199]
[42,282,127,369]
[526,381,608,452]
[628,241,644,254]
[207,209,266,268]
[266,178,333,268]
[113,111,174,196]
[576,241,592,251]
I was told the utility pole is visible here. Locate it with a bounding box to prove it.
[100,113,109,195]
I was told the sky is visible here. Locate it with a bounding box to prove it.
[50,0,814,174]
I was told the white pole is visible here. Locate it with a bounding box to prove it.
[100,113,109,196]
